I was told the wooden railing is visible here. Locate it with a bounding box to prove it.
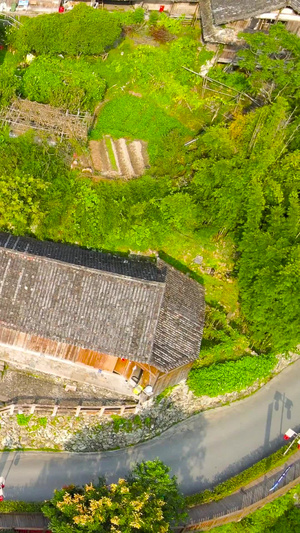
[0,403,138,417]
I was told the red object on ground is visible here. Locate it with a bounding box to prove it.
[159,5,164,12]
[0,45,4,50]
[58,5,64,12]
[284,434,290,440]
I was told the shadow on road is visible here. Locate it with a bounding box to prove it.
[1,406,209,501]
[264,391,294,453]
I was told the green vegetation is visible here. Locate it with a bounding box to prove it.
[188,353,276,397]
[91,94,190,163]
[16,413,32,426]
[7,4,122,56]
[186,444,298,507]
[37,416,47,428]
[42,459,186,532]
[21,56,107,112]
[155,385,176,404]
[104,136,118,171]
[211,483,300,532]
[0,16,298,396]
[0,501,42,512]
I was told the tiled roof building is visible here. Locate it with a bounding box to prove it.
[0,234,205,395]
[210,0,300,24]
[200,0,300,43]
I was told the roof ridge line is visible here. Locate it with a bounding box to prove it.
[0,247,164,287]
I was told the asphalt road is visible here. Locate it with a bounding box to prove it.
[1,359,300,502]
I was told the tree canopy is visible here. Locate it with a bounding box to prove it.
[42,460,186,532]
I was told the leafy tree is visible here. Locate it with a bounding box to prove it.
[42,460,186,532]
[0,170,47,233]
[238,24,300,102]
[0,132,70,235]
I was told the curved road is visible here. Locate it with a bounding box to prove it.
[1,359,300,501]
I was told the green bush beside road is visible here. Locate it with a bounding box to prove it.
[186,444,298,507]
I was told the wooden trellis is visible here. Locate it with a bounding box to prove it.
[0,98,92,141]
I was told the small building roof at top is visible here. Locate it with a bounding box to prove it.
[0,233,205,372]
[210,0,300,24]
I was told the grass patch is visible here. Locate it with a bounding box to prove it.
[104,136,118,171]
[90,94,190,163]
[16,414,32,426]
[155,385,176,404]
[38,417,48,428]
[188,354,277,397]
[186,443,298,507]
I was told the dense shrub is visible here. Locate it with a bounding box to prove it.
[188,354,277,397]
[112,7,145,25]
[21,56,106,112]
[0,501,42,512]
[8,4,122,56]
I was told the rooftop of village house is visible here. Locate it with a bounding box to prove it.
[0,233,205,373]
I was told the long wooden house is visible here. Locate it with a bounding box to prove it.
[0,233,205,396]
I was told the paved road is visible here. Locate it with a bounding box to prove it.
[1,359,300,502]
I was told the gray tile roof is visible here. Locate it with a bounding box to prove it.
[0,512,48,529]
[0,234,205,372]
[210,0,300,24]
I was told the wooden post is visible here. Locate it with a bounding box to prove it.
[9,404,15,415]
[75,406,81,417]
[52,405,59,417]
[29,405,36,415]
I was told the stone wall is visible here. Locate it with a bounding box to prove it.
[0,352,298,452]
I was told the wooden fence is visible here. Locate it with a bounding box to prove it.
[0,403,138,417]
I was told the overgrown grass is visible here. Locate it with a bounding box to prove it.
[104,136,118,171]
[188,354,277,397]
[155,385,176,404]
[186,443,298,507]
[90,94,190,163]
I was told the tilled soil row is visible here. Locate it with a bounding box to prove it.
[89,136,149,179]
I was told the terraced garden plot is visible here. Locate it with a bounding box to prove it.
[89,136,149,180]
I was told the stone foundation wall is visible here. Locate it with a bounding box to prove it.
[0,352,297,452]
